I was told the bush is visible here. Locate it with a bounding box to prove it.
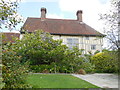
[30,47,95,74]
[77,69,86,75]
[14,30,95,74]
[30,63,67,73]
[79,62,95,73]
[30,64,53,73]
[91,51,118,73]
[2,43,32,88]
[16,30,67,65]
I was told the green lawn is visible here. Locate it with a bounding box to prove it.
[26,74,100,88]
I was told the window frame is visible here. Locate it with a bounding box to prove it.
[85,36,89,40]
[91,45,96,50]
[67,38,79,49]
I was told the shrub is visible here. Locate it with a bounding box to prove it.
[78,69,86,75]
[91,51,118,73]
[30,64,53,73]
[2,43,32,88]
[16,30,67,65]
[30,65,41,73]
[42,69,49,73]
[16,30,95,74]
[79,62,95,73]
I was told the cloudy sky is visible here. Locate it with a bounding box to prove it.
[1,0,112,48]
[2,0,111,34]
[16,0,111,34]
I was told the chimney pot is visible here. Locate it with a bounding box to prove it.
[76,10,83,22]
[41,7,47,20]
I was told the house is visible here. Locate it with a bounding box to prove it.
[2,32,20,44]
[21,7,105,54]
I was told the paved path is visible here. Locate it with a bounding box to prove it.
[72,73,118,88]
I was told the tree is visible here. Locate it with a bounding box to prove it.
[2,41,31,88]
[16,30,67,65]
[100,0,120,50]
[0,0,23,30]
[17,30,94,73]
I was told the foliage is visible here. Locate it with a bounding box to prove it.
[16,30,67,65]
[2,42,32,88]
[78,61,95,73]
[62,47,94,73]
[10,30,94,74]
[30,64,53,73]
[29,45,94,73]
[91,50,118,73]
[0,0,23,30]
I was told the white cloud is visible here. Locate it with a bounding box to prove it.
[59,0,100,12]
[0,0,21,2]
[58,0,111,33]
[20,0,58,3]
[47,13,64,19]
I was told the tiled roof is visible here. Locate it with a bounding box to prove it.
[22,17,104,36]
[2,33,20,43]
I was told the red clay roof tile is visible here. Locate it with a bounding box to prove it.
[22,17,104,36]
[2,33,20,43]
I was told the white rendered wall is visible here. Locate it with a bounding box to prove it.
[52,35,103,54]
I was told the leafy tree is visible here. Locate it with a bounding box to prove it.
[2,42,31,88]
[17,30,94,73]
[100,0,119,74]
[16,30,67,65]
[0,0,23,30]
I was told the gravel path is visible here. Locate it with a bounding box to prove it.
[72,73,118,88]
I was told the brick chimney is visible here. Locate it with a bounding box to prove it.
[41,7,47,20]
[76,10,83,22]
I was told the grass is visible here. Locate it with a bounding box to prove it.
[26,74,100,88]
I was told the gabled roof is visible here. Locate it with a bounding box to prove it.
[2,32,20,43]
[22,17,105,36]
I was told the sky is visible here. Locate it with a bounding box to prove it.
[2,0,112,48]
[2,0,111,33]
[15,0,111,34]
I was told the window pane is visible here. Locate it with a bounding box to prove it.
[91,45,96,50]
[73,38,79,44]
[67,38,72,44]
[68,44,73,49]
[86,36,89,40]
[67,38,79,49]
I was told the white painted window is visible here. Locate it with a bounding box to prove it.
[91,45,96,50]
[67,38,79,49]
